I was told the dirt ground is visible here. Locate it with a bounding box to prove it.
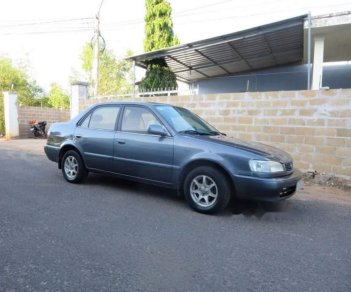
[1,138,350,206]
[298,182,351,206]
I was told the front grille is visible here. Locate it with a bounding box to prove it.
[284,162,293,171]
[279,185,296,197]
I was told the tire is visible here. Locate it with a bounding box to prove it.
[61,150,88,183]
[184,166,231,214]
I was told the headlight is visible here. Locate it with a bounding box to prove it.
[249,160,284,173]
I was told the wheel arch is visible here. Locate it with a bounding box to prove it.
[58,144,85,169]
[178,159,236,196]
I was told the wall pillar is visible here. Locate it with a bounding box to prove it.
[312,36,325,90]
[3,91,19,139]
[71,82,89,119]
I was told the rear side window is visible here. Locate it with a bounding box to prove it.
[80,106,120,131]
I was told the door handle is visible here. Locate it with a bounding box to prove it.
[116,139,126,144]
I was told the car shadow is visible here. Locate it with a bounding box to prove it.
[85,173,183,203]
[227,198,292,218]
[84,173,292,217]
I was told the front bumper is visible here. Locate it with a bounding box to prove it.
[233,169,303,202]
[44,144,60,163]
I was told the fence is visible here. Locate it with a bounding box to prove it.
[80,89,351,179]
[18,106,70,138]
[89,87,198,101]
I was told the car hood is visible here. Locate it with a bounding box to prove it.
[199,134,292,163]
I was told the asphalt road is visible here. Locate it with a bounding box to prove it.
[0,141,350,291]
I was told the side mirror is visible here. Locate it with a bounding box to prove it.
[148,124,168,136]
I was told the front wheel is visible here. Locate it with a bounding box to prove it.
[61,150,88,183]
[184,166,231,214]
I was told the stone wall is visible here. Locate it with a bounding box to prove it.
[79,89,351,179]
[18,106,70,138]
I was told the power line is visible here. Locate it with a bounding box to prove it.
[0,17,94,36]
[0,1,234,34]
[0,17,94,29]
[1,1,349,36]
[172,0,282,17]
[0,28,92,36]
[101,0,283,27]
[171,1,351,26]
[173,0,232,16]
[100,0,351,31]
[0,0,304,33]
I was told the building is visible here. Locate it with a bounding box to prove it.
[128,12,351,94]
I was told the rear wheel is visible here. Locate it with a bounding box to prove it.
[61,150,88,183]
[184,166,231,214]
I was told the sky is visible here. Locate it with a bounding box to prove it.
[0,0,350,92]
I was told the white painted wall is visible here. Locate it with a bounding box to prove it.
[3,92,19,138]
[70,82,88,119]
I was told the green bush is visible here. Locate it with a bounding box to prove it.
[139,63,177,91]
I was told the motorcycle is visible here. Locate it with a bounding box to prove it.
[29,120,47,138]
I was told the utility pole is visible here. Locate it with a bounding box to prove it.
[91,0,105,97]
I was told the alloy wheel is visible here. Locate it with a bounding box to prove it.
[190,175,218,208]
[64,155,78,180]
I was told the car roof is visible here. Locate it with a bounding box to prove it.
[91,101,174,108]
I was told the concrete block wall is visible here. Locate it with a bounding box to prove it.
[80,89,351,179]
[18,106,70,138]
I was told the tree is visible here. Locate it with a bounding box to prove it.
[19,81,44,107]
[1,58,33,100]
[80,44,133,96]
[47,83,70,109]
[0,57,43,134]
[139,0,179,91]
[144,0,179,52]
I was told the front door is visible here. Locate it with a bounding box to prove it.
[113,106,174,184]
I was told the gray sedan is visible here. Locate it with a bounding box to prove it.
[44,102,302,214]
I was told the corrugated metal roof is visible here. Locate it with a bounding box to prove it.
[128,15,307,82]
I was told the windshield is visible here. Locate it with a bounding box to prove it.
[155,105,221,135]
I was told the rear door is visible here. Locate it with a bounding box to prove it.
[74,105,120,172]
[113,106,174,184]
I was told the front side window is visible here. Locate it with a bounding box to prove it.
[121,107,161,133]
[81,106,120,131]
[80,113,91,128]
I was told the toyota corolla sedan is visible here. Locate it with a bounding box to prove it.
[44,102,302,214]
